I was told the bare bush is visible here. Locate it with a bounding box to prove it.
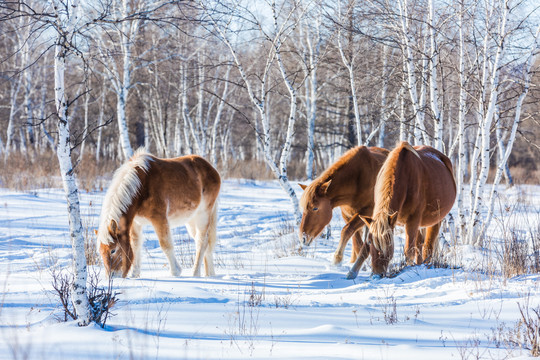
[377,290,398,325]
[501,231,529,278]
[518,301,540,356]
[50,267,118,327]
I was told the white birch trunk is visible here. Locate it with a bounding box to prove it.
[79,90,90,160]
[429,0,443,150]
[455,0,468,243]
[467,1,510,246]
[174,90,183,156]
[53,0,89,325]
[337,26,362,146]
[196,61,207,156]
[181,64,202,154]
[378,45,390,148]
[398,0,428,146]
[483,24,540,232]
[211,65,230,166]
[95,93,106,163]
[4,76,22,158]
[302,6,320,180]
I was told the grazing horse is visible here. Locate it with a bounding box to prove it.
[97,149,221,278]
[299,146,389,271]
[346,141,456,279]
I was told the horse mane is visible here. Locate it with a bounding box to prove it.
[371,141,418,255]
[97,149,153,245]
[299,147,364,208]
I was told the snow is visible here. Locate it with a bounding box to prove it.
[0,180,539,359]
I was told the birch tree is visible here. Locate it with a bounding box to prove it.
[466,0,510,246]
[203,0,305,221]
[336,0,362,146]
[296,0,322,180]
[51,0,90,325]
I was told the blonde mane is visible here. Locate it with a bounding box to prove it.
[371,142,418,255]
[97,149,153,245]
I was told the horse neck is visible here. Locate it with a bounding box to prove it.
[326,155,373,208]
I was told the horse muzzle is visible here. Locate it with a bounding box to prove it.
[301,233,314,246]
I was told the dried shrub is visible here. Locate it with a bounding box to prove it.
[50,267,119,327]
[519,302,540,356]
[502,231,529,278]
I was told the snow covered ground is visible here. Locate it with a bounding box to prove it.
[0,180,539,359]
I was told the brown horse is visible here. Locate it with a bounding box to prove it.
[97,149,221,278]
[299,146,389,271]
[345,141,456,279]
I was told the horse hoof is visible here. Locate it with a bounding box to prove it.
[346,271,358,280]
[171,268,182,277]
[370,273,383,280]
[332,255,343,266]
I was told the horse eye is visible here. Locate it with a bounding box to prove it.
[313,207,318,211]
[111,249,116,255]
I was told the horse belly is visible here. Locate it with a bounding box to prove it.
[167,212,193,228]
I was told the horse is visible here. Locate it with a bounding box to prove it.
[96,149,221,278]
[298,146,389,272]
[345,141,456,279]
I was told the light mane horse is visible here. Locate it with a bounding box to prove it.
[346,141,456,279]
[299,146,389,272]
[97,149,221,278]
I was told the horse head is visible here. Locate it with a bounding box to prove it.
[360,212,398,259]
[298,180,333,246]
[98,219,134,278]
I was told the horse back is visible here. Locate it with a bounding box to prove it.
[136,155,221,219]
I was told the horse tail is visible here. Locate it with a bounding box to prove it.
[400,141,421,159]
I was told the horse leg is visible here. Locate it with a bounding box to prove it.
[334,214,364,265]
[187,211,212,277]
[422,222,441,263]
[346,234,371,279]
[404,218,422,265]
[152,218,182,277]
[129,221,143,278]
[203,205,218,276]
[350,227,368,263]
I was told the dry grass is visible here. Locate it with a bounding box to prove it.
[219,159,274,180]
[0,150,119,192]
[76,153,119,192]
[1,151,61,190]
[510,166,540,185]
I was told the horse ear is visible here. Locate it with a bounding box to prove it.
[299,183,308,191]
[319,180,332,195]
[388,212,398,228]
[109,219,118,234]
[359,216,373,227]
